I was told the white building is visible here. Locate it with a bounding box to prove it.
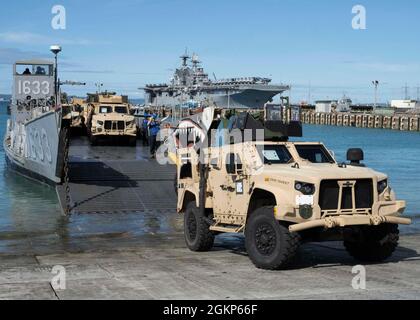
[315,100,338,113]
[391,100,420,110]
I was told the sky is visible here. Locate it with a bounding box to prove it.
[0,0,419,103]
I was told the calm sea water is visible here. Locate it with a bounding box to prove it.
[0,101,419,255]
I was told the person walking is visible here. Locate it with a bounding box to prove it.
[148,114,160,158]
[141,112,150,146]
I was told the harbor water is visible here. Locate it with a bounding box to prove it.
[0,101,419,256]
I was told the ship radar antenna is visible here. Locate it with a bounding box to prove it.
[191,53,201,71]
[192,53,200,65]
[50,45,62,105]
[180,48,190,67]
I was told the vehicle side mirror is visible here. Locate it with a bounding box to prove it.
[347,148,364,166]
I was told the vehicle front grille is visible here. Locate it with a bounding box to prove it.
[319,179,373,211]
[103,120,125,131]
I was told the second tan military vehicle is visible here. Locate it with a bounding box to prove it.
[86,92,137,146]
[62,97,86,131]
[174,103,411,270]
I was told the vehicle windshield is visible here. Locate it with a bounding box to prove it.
[99,106,113,113]
[114,106,128,114]
[294,144,335,163]
[259,145,293,164]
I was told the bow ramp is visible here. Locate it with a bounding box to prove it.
[56,137,176,214]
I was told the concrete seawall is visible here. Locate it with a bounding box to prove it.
[301,112,420,132]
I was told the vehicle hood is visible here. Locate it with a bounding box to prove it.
[94,113,134,120]
[259,163,386,183]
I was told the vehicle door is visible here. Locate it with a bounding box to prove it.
[210,148,249,223]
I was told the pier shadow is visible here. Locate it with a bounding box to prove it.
[212,234,420,270]
[69,126,87,137]
[68,161,138,187]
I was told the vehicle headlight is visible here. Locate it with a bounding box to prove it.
[295,181,315,195]
[126,120,135,126]
[97,120,104,126]
[377,179,388,194]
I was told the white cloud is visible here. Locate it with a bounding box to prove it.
[0,47,50,64]
[0,32,108,46]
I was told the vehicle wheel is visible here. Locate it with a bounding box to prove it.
[245,206,300,270]
[344,224,399,262]
[89,135,97,146]
[128,137,137,147]
[184,201,214,252]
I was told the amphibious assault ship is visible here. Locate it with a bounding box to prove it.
[143,52,290,109]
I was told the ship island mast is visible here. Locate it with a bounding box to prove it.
[191,53,200,71]
[180,49,190,67]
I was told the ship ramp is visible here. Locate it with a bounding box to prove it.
[56,137,176,214]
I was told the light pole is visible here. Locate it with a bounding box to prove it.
[372,80,379,108]
[50,45,62,106]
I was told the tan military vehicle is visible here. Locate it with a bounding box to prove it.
[62,98,86,130]
[86,92,137,146]
[174,104,411,270]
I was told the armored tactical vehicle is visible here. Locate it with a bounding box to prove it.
[86,92,137,146]
[174,102,411,270]
[62,98,85,130]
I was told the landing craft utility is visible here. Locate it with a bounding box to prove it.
[3,50,66,185]
[174,102,412,270]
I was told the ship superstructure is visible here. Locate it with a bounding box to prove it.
[143,52,290,109]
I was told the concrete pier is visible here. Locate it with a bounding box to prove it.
[1,232,420,299]
[301,111,420,132]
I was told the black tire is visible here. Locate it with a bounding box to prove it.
[344,224,399,262]
[245,207,300,270]
[184,201,214,252]
[89,135,97,146]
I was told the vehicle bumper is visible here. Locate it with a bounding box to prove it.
[282,200,411,232]
[91,130,137,137]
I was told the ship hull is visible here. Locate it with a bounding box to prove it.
[4,148,57,186]
[211,88,283,109]
[146,87,287,109]
[4,110,64,185]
